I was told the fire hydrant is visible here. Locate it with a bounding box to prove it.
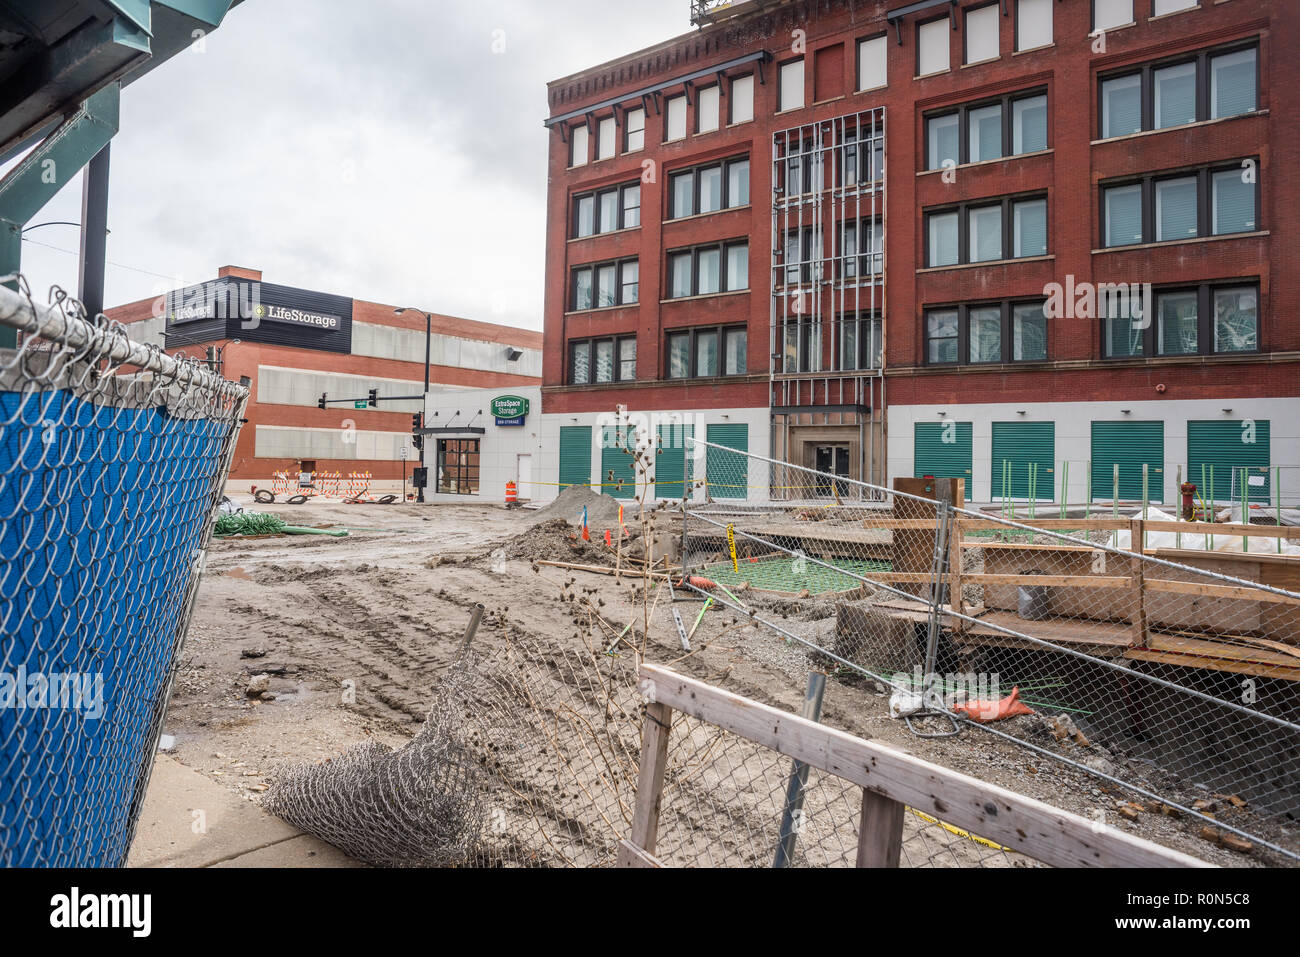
[1181,483,1198,522]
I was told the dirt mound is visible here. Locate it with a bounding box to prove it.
[505,518,618,565]
[527,485,626,531]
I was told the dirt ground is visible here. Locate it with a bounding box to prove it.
[160,494,1294,867]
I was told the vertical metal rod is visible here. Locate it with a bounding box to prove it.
[78,143,111,319]
[460,603,485,652]
[773,671,827,868]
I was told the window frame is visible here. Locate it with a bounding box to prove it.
[596,115,617,160]
[1096,41,1258,140]
[778,58,805,112]
[1092,0,1135,33]
[730,74,755,125]
[569,257,640,312]
[1098,159,1260,248]
[664,325,748,379]
[1014,0,1053,53]
[665,156,751,220]
[569,124,589,168]
[696,84,721,134]
[664,94,688,142]
[964,3,1001,67]
[856,33,888,92]
[436,439,480,496]
[1101,281,1260,359]
[923,87,1049,170]
[924,299,1050,366]
[923,193,1050,267]
[568,334,638,385]
[917,14,952,78]
[665,241,750,299]
[571,181,643,238]
[624,106,646,153]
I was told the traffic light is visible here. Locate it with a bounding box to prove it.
[368,388,379,408]
[412,413,424,451]
[318,394,327,411]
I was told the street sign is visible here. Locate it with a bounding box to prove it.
[400,446,408,461]
[354,400,367,410]
[490,395,530,419]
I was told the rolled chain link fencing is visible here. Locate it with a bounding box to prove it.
[679,437,1300,864]
[0,277,249,867]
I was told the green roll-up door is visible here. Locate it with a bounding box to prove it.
[914,422,973,501]
[655,424,693,499]
[1091,421,1165,503]
[706,424,749,500]
[1188,420,1271,504]
[991,422,1055,500]
[601,426,637,499]
[558,426,592,491]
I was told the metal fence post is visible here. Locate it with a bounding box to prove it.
[773,671,827,868]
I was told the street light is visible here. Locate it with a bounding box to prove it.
[394,306,433,503]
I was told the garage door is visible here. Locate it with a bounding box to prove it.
[706,424,749,500]
[1188,420,1271,504]
[601,426,637,499]
[991,422,1055,501]
[1091,421,1165,503]
[655,424,693,499]
[914,422,973,501]
[558,426,592,491]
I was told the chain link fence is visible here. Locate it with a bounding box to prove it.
[679,437,1300,864]
[0,277,249,866]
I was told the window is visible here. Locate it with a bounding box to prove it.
[928,211,959,268]
[842,218,883,279]
[1153,0,1197,14]
[966,5,1000,65]
[1093,0,1133,33]
[666,326,748,378]
[625,107,645,152]
[858,35,887,90]
[666,157,750,219]
[437,440,479,496]
[667,242,748,298]
[918,17,950,76]
[968,103,1002,163]
[1154,62,1196,129]
[1013,198,1048,258]
[925,194,1049,266]
[1101,73,1142,138]
[927,300,1049,364]
[570,258,638,310]
[838,314,883,370]
[924,90,1048,170]
[665,95,687,141]
[570,335,637,384]
[780,319,825,373]
[597,116,616,160]
[1102,162,1259,247]
[731,74,754,124]
[780,59,804,111]
[570,125,588,167]
[779,137,825,195]
[1104,281,1257,358]
[782,226,823,284]
[841,123,884,186]
[1016,0,1053,51]
[1103,183,1143,247]
[697,85,720,133]
[1098,44,1257,139]
[572,182,641,237]
[1155,176,1197,242]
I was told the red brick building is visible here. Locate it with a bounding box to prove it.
[542,0,1297,506]
[109,266,542,484]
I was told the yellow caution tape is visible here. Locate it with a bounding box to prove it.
[726,524,739,574]
[907,807,1014,853]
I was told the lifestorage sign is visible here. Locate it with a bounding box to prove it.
[491,395,530,426]
[252,303,342,331]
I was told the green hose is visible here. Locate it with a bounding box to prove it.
[214,512,350,538]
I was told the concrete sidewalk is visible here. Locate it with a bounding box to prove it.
[128,755,361,868]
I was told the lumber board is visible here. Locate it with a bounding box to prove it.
[616,839,665,868]
[1141,521,1300,541]
[628,702,673,855]
[1143,577,1300,606]
[963,573,1131,589]
[857,789,905,868]
[960,518,1131,532]
[640,665,1212,869]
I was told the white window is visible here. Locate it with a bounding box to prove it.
[1153,0,1197,15]
[665,95,687,141]
[918,18,950,77]
[966,5,999,65]
[731,75,754,124]
[597,116,616,160]
[780,59,804,111]
[570,125,588,167]
[697,86,720,133]
[858,35,887,91]
[625,108,645,152]
[1016,0,1052,51]
[1093,0,1134,33]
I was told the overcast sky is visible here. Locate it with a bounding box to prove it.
[7,0,691,332]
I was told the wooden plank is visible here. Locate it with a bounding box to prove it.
[960,518,1131,532]
[1145,632,1300,667]
[616,839,665,868]
[961,611,1134,652]
[856,789,905,868]
[963,573,1131,589]
[967,542,1103,553]
[949,480,966,632]
[1142,521,1300,542]
[1143,577,1300,607]
[628,701,673,856]
[1126,647,1300,683]
[640,664,1212,869]
[1130,520,1147,648]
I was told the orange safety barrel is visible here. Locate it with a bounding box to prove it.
[505,481,517,504]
